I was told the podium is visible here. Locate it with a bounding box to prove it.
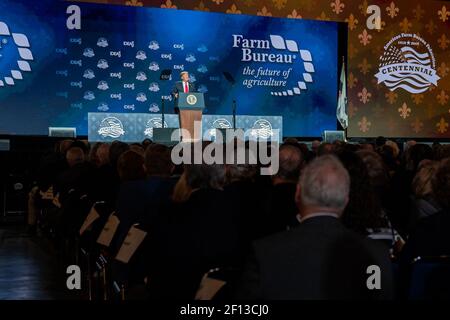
[177,92,205,141]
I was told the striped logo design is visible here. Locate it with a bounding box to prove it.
[98,117,125,138]
[375,34,440,94]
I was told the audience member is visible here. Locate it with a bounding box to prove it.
[117,150,145,182]
[311,140,321,154]
[317,142,333,156]
[401,158,450,262]
[237,155,393,299]
[409,161,441,230]
[96,143,110,167]
[265,144,304,234]
[88,142,102,166]
[224,162,265,250]
[148,162,240,299]
[27,136,450,301]
[130,143,145,156]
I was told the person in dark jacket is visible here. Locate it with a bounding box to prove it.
[237,155,394,300]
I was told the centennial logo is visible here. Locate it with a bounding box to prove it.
[232,34,315,96]
[98,117,125,138]
[186,94,197,106]
[0,21,34,87]
[375,33,440,94]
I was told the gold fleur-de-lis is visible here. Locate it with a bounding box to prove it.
[195,1,210,11]
[126,0,142,6]
[386,2,399,19]
[425,19,437,35]
[302,0,316,12]
[398,103,411,119]
[399,18,412,33]
[358,58,372,75]
[437,90,449,106]
[438,34,450,50]
[272,0,287,10]
[385,30,396,41]
[348,72,358,88]
[331,0,345,15]
[375,20,386,33]
[287,9,302,19]
[226,4,241,14]
[348,101,358,118]
[388,118,396,132]
[373,104,385,118]
[411,118,423,133]
[358,0,368,16]
[358,87,371,104]
[358,116,371,133]
[436,117,449,134]
[345,14,358,30]
[413,4,425,21]
[358,29,372,46]
[161,0,177,9]
[349,43,358,59]
[412,94,424,105]
[438,5,450,22]
[426,104,435,119]
[371,77,382,89]
[211,0,224,4]
[438,62,450,78]
[385,91,398,104]
[316,11,330,21]
[257,6,272,16]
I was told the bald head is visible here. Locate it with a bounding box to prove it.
[296,155,350,218]
[66,147,85,167]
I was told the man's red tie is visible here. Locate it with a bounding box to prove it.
[184,82,188,93]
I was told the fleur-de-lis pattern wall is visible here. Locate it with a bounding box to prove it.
[75,0,450,138]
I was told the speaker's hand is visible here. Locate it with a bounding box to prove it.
[174,92,179,99]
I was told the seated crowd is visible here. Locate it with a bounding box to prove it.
[28,138,450,300]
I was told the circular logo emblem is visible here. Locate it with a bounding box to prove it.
[212,118,232,129]
[251,119,273,139]
[144,117,168,138]
[375,33,440,94]
[98,117,125,138]
[186,94,197,106]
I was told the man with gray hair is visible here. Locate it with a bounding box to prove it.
[296,154,349,221]
[238,155,393,300]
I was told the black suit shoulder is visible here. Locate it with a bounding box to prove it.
[239,216,394,300]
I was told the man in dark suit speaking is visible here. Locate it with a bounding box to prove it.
[171,71,196,113]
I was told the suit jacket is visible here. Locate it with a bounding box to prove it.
[172,81,196,113]
[264,183,299,235]
[237,216,394,300]
[147,188,241,299]
[400,209,450,263]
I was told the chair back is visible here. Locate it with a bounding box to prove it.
[408,256,450,300]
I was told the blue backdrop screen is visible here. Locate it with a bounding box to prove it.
[0,0,339,137]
